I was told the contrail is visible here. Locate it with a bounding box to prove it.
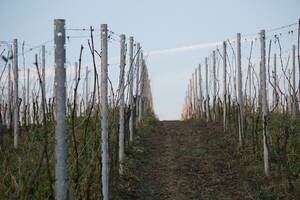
[147,41,222,56]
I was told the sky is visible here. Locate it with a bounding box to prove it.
[0,0,299,120]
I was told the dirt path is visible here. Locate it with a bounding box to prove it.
[137,120,253,200]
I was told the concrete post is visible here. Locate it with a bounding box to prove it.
[273,54,277,110]
[194,68,198,117]
[135,43,140,121]
[85,66,89,112]
[248,64,252,107]
[237,33,244,146]
[42,45,46,123]
[7,64,12,127]
[128,36,134,142]
[205,57,209,122]
[54,19,68,199]
[223,41,227,132]
[101,24,109,200]
[212,50,217,121]
[27,68,30,125]
[198,64,203,118]
[138,52,144,121]
[118,34,126,174]
[13,39,19,148]
[74,62,78,117]
[292,45,296,119]
[260,30,270,177]
[191,73,195,115]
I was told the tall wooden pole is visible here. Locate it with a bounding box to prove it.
[54,19,68,199]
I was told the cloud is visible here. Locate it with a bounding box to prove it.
[147,41,222,56]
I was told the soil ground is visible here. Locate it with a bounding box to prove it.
[133,120,254,200]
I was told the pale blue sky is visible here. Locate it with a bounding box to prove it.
[1,0,299,119]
